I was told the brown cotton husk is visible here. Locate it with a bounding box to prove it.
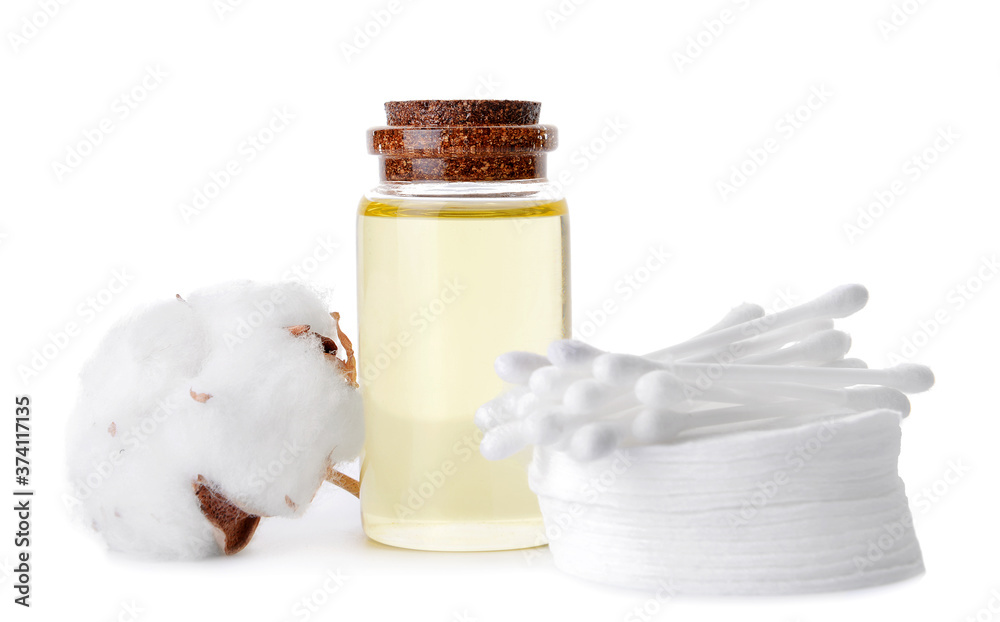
[193,475,261,556]
[330,312,358,387]
[287,318,357,386]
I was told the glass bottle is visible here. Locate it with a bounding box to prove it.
[357,100,570,551]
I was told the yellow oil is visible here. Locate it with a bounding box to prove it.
[357,196,570,551]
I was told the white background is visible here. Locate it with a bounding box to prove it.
[2,0,999,620]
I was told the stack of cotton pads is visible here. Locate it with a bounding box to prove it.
[477,285,933,594]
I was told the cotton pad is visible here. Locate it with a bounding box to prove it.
[530,410,923,595]
[66,281,364,558]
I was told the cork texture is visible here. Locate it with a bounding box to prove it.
[368,100,557,182]
[385,100,540,126]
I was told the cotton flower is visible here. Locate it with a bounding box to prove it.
[66,281,363,558]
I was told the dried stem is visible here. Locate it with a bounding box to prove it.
[325,466,360,498]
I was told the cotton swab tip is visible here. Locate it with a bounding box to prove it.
[524,411,564,445]
[494,351,550,385]
[547,339,604,370]
[479,422,528,461]
[844,386,911,417]
[631,409,685,444]
[529,365,582,399]
[569,423,621,462]
[474,389,524,431]
[634,371,689,409]
[515,391,545,417]
[474,404,498,431]
[593,353,661,387]
[888,363,935,393]
[808,329,853,359]
[564,378,618,414]
[817,284,869,318]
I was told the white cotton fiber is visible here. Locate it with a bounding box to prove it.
[66,281,364,559]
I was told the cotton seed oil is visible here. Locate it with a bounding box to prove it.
[357,197,569,551]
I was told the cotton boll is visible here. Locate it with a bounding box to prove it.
[66,281,363,559]
[68,386,219,558]
[91,441,218,558]
[189,328,362,518]
[76,300,206,415]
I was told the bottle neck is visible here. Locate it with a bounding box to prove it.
[367,178,564,203]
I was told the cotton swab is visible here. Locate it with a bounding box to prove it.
[545,317,843,380]
[693,302,767,336]
[592,353,661,387]
[481,403,620,460]
[539,324,840,399]
[568,421,627,461]
[483,399,646,460]
[594,353,933,393]
[568,400,840,461]
[547,339,605,371]
[480,284,932,465]
[534,324,845,402]
[647,284,869,360]
[494,286,868,385]
[480,403,571,460]
[528,365,589,399]
[626,403,836,446]
[823,358,868,369]
[568,387,912,461]
[545,289,849,373]
[474,387,540,431]
[563,378,636,414]
[480,419,532,460]
[681,318,834,363]
[725,383,911,415]
[670,362,934,393]
[634,371,911,415]
[633,371,770,409]
[494,351,550,384]
[735,329,851,365]
[485,381,911,462]
[676,394,901,430]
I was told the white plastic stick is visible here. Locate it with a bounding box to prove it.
[823,358,868,369]
[736,329,851,365]
[645,284,869,360]
[636,371,910,413]
[693,302,766,336]
[680,318,834,363]
[596,353,933,393]
[574,391,910,461]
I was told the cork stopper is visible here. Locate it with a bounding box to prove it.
[369,100,557,182]
[385,100,542,126]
